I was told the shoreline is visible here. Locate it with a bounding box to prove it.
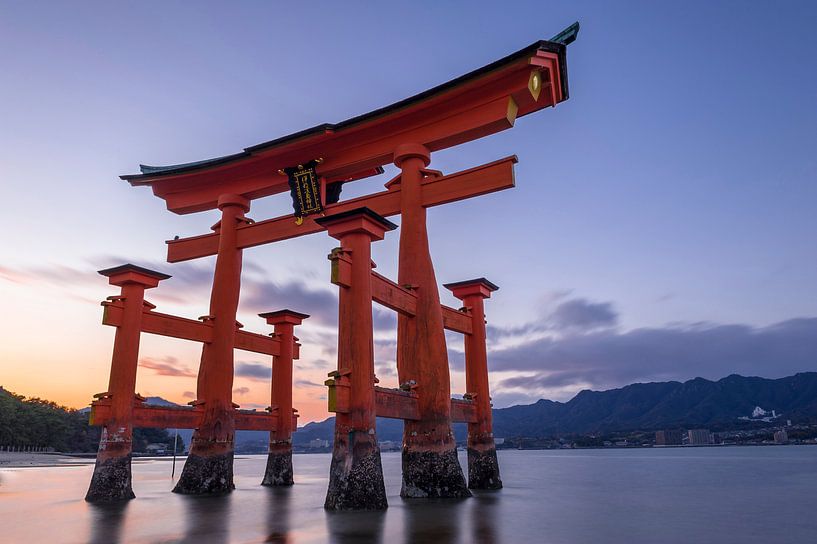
[0,452,94,468]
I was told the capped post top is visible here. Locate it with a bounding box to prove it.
[315,207,397,240]
[98,264,171,288]
[259,309,310,325]
[443,277,499,299]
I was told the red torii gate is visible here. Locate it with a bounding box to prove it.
[85,26,576,506]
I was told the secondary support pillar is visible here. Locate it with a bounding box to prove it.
[394,143,470,498]
[445,278,502,490]
[259,309,308,486]
[317,208,396,510]
[174,194,250,495]
[86,264,170,502]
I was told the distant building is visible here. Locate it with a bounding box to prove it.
[687,429,713,446]
[494,437,505,445]
[308,439,329,449]
[774,429,788,444]
[656,430,684,446]
[378,440,399,452]
[145,443,168,455]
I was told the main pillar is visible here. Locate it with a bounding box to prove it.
[317,208,395,510]
[259,309,308,486]
[86,264,170,502]
[394,144,470,498]
[445,278,502,489]
[174,194,249,495]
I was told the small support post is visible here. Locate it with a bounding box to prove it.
[86,264,170,502]
[394,143,470,498]
[316,207,396,510]
[444,278,502,490]
[174,194,249,495]
[259,309,308,486]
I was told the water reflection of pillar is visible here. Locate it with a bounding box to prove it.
[402,500,465,544]
[471,493,499,544]
[88,502,130,544]
[326,510,386,543]
[264,487,292,544]
[182,494,233,544]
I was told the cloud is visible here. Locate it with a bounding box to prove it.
[0,266,29,284]
[294,379,323,388]
[242,278,337,326]
[243,276,397,332]
[235,361,270,380]
[182,391,195,399]
[489,317,817,403]
[297,358,331,370]
[548,299,617,331]
[373,309,397,331]
[233,386,250,396]
[376,363,396,377]
[487,297,618,344]
[138,356,196,377]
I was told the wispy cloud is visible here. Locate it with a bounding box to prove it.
[294,379,323,388]
[138,356,196,377]
[488,305,817,404]
[235,360,270,380]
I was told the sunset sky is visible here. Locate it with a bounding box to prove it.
[1,1,815,423]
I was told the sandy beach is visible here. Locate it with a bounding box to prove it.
[0,452,93,468]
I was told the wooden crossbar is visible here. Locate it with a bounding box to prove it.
[101,301,289,357]
[88,401,298,431]
[167,156,516,262]
[331,263,474,335]
[326,380,477,423]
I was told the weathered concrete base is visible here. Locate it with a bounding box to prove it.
[325,431,387,510]
[173,451,234,495]
[86,454,135,502]
[467,447,502,490]
[401,447,472,498]
[261,449,293,486]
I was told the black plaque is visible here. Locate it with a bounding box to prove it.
[282,159,323,220]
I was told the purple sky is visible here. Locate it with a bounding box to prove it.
[1,1,815,414]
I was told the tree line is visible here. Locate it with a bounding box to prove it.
[0,387,182,453]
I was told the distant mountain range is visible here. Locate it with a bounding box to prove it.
[290,372,817,443]
[140,373,817,448]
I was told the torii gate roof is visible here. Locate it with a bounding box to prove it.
[123,26,577,214]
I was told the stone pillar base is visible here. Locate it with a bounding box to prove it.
[401,447,472,498]
[467,447,502,490]
[325,432,387,510]
[85,454,135,502]
[172,451,234,495]
[261,450,293,486]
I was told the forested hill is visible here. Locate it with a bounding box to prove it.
[490,372,817,437]
[294,373,817,442]
[0,387,179,453]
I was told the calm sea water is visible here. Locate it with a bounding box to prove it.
[1,447,815,543]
